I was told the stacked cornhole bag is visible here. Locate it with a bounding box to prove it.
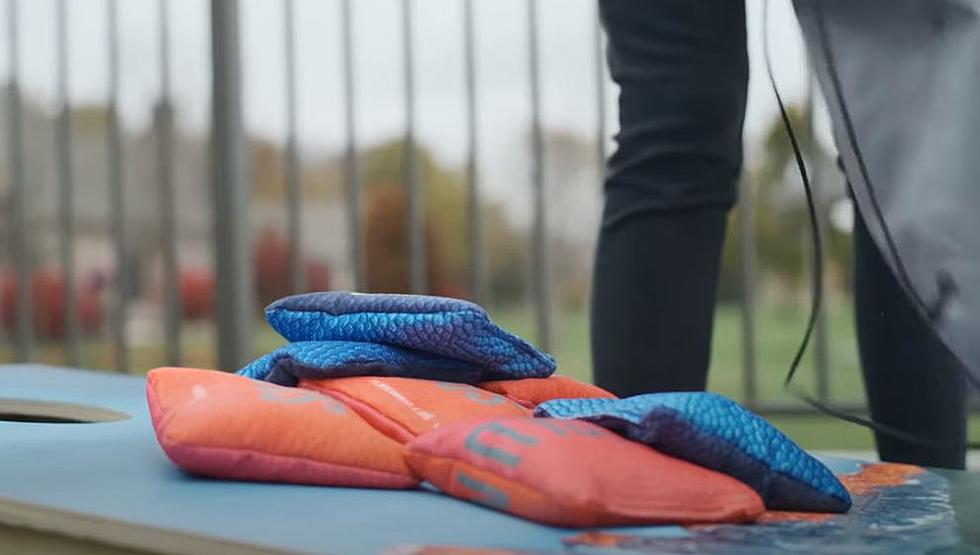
[147,292,850,527]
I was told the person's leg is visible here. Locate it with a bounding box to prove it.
[854,209,968,469]
[592,1,747,396]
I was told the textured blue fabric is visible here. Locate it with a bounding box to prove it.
[237,340,486,386]
[263,292,556,380]
[535,392,851,513]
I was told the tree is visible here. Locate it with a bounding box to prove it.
[359,139,526,303]
[749,104,851,295]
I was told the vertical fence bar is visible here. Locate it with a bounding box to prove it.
[106,0,128,373]
[402,0,425,294]
[340,0,363,291]
[56,0,81,366]
[210,0,253,369]
[6,0,32,361]
[593,3,606,171]
[738,177,758,408]
[283,0,303,294]
[805,70,830,402]
[526,0,551,352]
[157,0,181,366]
[462,0,483,304]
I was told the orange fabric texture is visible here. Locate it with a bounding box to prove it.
[146,367,417,488]
[300,377,531,443]
[405,417,765,527]
[478,376,616,408]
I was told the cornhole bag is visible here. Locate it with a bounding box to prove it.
[146,367,417,488]
[405,417,765,527]
[299,377,530,443]
[535,393,851,513]
[265,292,556,380]
[238,340,485,386]
[478,376,616,409]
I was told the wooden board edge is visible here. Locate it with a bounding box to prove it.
[0,496,311,555]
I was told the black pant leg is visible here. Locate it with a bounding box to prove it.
[854,209,968,469]
[592,0,748,396]
[592,208,729,395]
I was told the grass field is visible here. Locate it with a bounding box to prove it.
[5,300,977,450]
[491,302,979,450]
[493,301,871,406]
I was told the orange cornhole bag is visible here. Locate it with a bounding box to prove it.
[146,367,417,488]
[405,417,765,527]
[299,377,531,443]
[478,376,616,408]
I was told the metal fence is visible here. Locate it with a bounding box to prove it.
[1,0,881,416]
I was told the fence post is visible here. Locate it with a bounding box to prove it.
[805,70,831,402]
[463,0,484,305]
[527,0,551,352]
[340,0,363,292]
[106,0,129,372]
[402,0,425,295]
[738,177,758,408]
[56,0,81,366]
[157,0,182,366]
[283,0,303,295]
[593,3,606,172]
[210,0,253,370]
[6,0,32,362]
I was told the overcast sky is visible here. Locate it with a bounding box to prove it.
[1,0,832,203]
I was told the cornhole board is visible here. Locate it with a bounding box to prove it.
[0,365,977,555]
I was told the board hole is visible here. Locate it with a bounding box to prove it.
[0,398,130,423]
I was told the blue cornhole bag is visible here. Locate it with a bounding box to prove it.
[263,292,556,380]
[238,340,485,386]
[535,392,851,513]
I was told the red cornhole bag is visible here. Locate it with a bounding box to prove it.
[147,367,417,488]
[405,417,764,527]
[300,377,531,443]
[478,376,616,408]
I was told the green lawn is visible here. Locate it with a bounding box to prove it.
[4,300,977,450]
[489,301,867,405]
[489,302,978,450]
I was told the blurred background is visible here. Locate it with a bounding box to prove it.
[0,0,975,451]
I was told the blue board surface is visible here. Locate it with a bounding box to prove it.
[0,365,692,554]
[1,365,975,555]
